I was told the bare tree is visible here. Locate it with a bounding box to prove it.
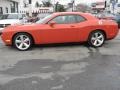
[42,0,52,7]
[76,4,91,12]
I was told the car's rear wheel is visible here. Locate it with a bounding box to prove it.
[13,33,33,51]
[88,31,105,47]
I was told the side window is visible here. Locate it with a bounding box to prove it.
[50,15,77,24]
[66,15,77,24]
[49,15,86,24]
[6,7,8,13]
[76,15,86,23]
[51,15,67,24]
[18,14,22,19]
[22,14,26,18]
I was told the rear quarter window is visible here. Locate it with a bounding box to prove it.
[75,15,86,23]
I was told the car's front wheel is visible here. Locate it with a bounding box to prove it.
[13,33,33,51]
[88,31,105,47]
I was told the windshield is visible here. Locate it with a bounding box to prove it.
[38,13,50,17]
[118,4,120,7]
[36,14,52,24]
[0,14,18,19]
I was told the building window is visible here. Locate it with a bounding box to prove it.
[23,0,29,8]
[16,3,18,13]
[11,3,14,13]
[110,0,118,3]
[6,7,8,13]
[0,7,3,14]
[11,2,16,13]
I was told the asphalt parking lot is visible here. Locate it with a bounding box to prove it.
[0,32,120,90]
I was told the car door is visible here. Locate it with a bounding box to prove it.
[38,15,79,44]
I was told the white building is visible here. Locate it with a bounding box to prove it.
[0,0,19,14]
[91,1,106,13]
[106,0,120,14]
[18,0,53,14]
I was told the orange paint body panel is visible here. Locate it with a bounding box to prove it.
[1,12,119,46]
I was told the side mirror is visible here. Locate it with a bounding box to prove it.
[49,21,56,27]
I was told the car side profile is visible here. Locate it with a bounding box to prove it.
[0,12,119,51]
[0,13,26,32]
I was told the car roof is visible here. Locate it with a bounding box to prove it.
[53,12,85,16]
[52,12,97,20]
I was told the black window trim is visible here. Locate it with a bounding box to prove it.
[47,14,87,24]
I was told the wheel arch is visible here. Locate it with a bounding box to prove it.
[87,29,106,47]
[89,29,107,40]
[12,32,35,45]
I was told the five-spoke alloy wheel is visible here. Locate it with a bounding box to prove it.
[88,31,105,47]
[13,33,33,51]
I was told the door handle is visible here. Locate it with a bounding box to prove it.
[70,25,75,27]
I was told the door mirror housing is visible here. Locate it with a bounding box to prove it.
[49,21,56,27]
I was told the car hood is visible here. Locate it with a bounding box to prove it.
[0,19,20,24]
[3,23,46,32]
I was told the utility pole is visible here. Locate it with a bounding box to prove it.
[104,0,107,13]
[53,0,55,12]
[55,2,59,12]
[111,0,116,14]
[53,0,59,12]
[105,0,107,9]
[71,0,75,12]
[28,0,32,16]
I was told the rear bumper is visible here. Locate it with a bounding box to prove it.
[107,29,119,40]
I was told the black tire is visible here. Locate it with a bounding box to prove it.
[88,31,105,47]
[13,33,33,51]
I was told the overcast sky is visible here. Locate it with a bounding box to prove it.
[52,0,105,5]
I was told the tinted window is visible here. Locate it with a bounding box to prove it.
[118,4,120,7]
[52,15,66,24]
[36,14,52,24]
[18,14,22,19]
[50,15,86,24]
[7,14,18,19]
[66,15,77,24]
[76,15,86,23]
[22,14,26,18]
[51,15,76,24]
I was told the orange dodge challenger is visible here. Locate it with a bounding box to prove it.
[0,12,119,51]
